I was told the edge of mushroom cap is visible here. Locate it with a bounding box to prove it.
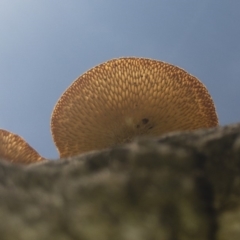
[51,57,219,158]
[0,129,44,164]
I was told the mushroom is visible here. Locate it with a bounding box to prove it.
[0,57,218,163]
[0,129,44,164]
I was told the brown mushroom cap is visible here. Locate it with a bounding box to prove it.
[0,129,44,164]
[51,57,218,158]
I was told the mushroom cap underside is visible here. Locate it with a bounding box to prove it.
[51,57,218,158]
[0,129,44,164]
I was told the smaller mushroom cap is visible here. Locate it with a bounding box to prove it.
[0,129,44,164]
[51,57,218,158]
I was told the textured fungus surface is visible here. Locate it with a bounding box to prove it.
[51,57,218,158]
[0,129,43,164]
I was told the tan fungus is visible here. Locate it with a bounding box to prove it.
[0,129,44,164]
[51,58,218,157]
[1,57,218,163]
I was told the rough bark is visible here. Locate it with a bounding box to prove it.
[0,123,240,240]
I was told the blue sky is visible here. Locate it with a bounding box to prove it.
[0,1,240,159]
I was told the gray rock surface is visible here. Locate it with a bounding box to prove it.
[0,123,240,240]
